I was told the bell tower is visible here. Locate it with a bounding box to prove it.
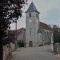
[25,2,40,47]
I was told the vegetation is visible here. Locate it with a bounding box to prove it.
[17,40,25,47]
[0,0,27,60]
[53,25,60,43]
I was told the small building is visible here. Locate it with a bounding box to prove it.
[8,28,26,42]
[8,28,26,47]
[17,28,26,42]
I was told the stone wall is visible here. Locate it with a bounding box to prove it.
[10,43,15,52]
[53,43,60,54]
[3,44,10,60]
[3,43,15,60]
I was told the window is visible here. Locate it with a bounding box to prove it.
[29,13,31,17]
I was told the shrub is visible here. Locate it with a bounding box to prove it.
[17,40,25,47]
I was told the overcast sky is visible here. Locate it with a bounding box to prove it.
[10,0,60,30]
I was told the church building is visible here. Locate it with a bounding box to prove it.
[25,2,53,47]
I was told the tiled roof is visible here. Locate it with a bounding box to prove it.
[16,28,26,35]
[26,2,39,13]
[40,22,52,31]
[8,28,26,41]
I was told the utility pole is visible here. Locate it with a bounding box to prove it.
[15,21,17,49]
[14,20,17,49]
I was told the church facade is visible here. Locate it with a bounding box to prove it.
[25,2,53,47]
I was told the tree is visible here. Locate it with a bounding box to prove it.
[17,40,25,47]
[0,0,27,60]
[53,25,60,43]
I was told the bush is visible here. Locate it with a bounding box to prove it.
[17,40,25,47]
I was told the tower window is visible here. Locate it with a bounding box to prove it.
[29,13,31,17]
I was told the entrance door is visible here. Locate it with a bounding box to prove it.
[29,41,33,47]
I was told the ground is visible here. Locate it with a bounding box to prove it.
[11,45,60,60]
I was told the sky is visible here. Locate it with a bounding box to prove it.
[10,0,60,30]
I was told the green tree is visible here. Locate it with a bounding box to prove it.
[0,0,27,60]
[53,25,60,43]
[17,40,25,47]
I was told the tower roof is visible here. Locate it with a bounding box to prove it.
[26,2,39,13]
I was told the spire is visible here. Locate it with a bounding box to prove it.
[26,2,39,13]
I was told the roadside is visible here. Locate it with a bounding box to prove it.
[10,48,19,60]
[47,47,60,58]
[10,52,15,60]
[10,49,17,60]
[55,54,60,58]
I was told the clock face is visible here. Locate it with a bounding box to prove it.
[29,20,32,23]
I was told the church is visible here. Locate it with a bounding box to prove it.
[25,2,53,47]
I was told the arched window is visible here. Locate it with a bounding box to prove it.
[29,13,31,17]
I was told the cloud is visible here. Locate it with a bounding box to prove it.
[46,9,60,20]
[41,8,60,26]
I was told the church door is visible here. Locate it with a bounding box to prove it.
[29,41,33,47]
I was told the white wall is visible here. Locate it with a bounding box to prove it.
[26,12,39,47]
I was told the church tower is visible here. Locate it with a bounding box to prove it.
[25,2,40,47]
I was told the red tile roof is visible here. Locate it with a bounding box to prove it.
[8,28,25,35]
[40,22,52,31]
[16,28,26,35]
[8,28,26,41]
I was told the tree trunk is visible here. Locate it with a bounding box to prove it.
[0,37,3,60]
